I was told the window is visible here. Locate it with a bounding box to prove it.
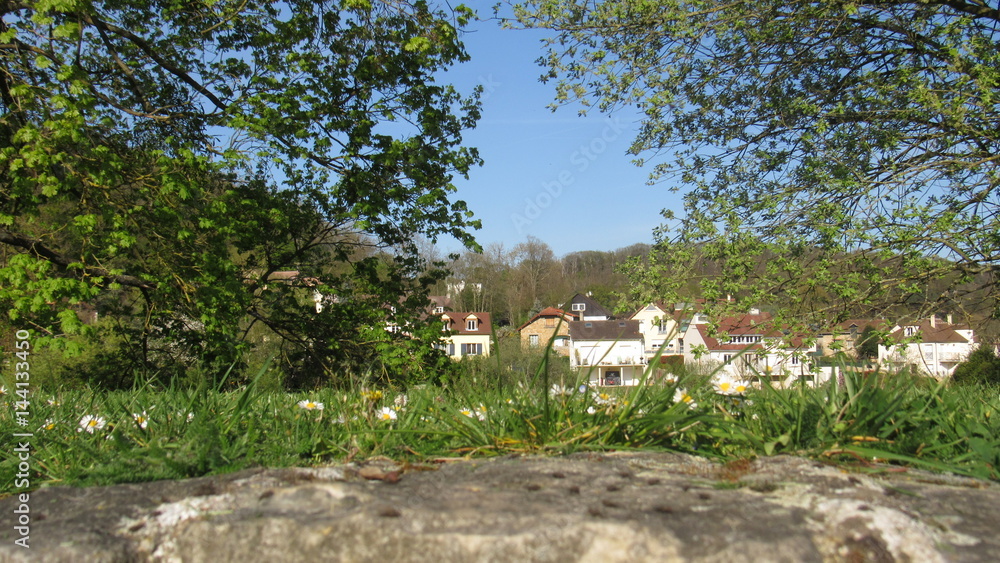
[544,317,555,328]
[572,303,586,312]
[904,326,916,337]
[678,338,684,354]
[448,343,455,356]
[461,343,483,356]
[723,354,733,363]
[466,319,478,331]
[433,306,444,314]
[529,334,540,347]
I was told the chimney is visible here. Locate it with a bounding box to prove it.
[929,315,936,328]
[947,313,953,325]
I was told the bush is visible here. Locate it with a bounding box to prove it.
[952,346,1000,386]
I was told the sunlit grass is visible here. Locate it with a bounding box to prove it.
[1,361,998,495]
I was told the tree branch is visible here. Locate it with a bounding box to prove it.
[0,229,156,289]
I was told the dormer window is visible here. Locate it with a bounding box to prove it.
[433,306,444,314]
[572,303,586,312]
[904,326,916,337]
[467,319,478,331]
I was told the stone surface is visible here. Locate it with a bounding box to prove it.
[1,453,999,562]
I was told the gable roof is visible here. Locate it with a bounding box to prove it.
[518,307,574,332]
[565,293,613,319]
[441,312,492,336]
[428,295,454,312]
[569,319,642,341]
[887,320,973,344]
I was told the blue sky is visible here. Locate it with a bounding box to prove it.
[437,19,682,258]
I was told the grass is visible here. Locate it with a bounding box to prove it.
[2,361,998,495]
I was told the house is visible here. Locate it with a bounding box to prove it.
[815,319,894,358]
[683,312,821,386]
[518,307,575,355]
[629,301,699,359]
[569,319,647,386]
[565,293,614,321]
[440,312,492,359]
[428,295,454,315]
[878,315,978,378]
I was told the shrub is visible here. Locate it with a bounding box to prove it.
[952,346,1000,386]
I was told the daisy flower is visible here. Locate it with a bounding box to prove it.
[78,415,106,433]
[394,394,408,408]
[376,406,397,421]
[459,407,486,421]
[0,386,7,396]
[714,379,734,395]
[592,391,616,406]
[673,388,697,410]
[549,384,572,398]
[714,377,749,396]
[132,411,149,429]
[297,400,324,411]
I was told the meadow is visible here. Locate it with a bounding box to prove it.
[2,352,998,495]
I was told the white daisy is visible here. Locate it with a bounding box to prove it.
[459,406,485,421]
[592,391,616,406]
[132,411,149,429]
[78,415,106,433]
[549,384,573,398]
[673,388,697,409]
[377,406,397,421]
[297,400,324,411]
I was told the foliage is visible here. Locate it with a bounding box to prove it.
[0,1,482,386]
[952,345,1000,386]
[512,0,1000,326]
[856,325,881,360]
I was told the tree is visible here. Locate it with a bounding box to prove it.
[856,325,881,360]
[952,345,1000,386]
[513,0,1000,326]
[1,0,482,386]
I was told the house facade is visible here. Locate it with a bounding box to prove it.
[878,316,978,378]
[814,319,893,358]
[518,307,575,355]
[630,302,697,359]
[569,320,647,386]
[439,312,492,360]
[683,312,822,386]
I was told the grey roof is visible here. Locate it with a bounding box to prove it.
[565,293,613,319]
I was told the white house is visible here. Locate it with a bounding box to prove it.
[683,312,822,386]
[878,316,977,378]
[569,319,647,386]
[630,302,685,359]
[440,312,492,360]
